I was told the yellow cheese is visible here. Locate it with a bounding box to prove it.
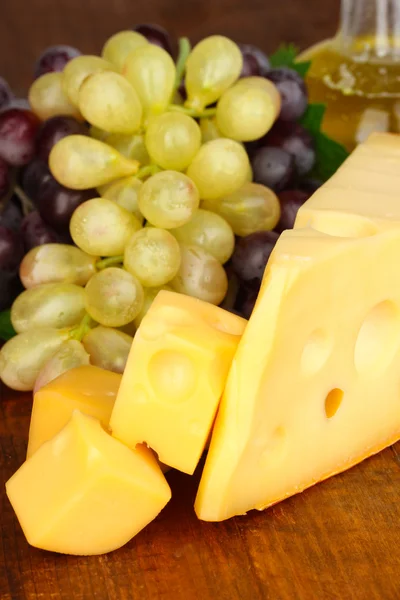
[27,365,121,458]
[195,132,400,521]
[7,411,171,555]
[110,291,246,474]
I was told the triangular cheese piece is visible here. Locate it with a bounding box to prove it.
[195,133,400,521]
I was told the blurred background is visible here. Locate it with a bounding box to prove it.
[0,0,339,93]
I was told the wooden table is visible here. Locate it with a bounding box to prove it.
[1,0,400,598]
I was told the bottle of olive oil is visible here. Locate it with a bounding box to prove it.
[299,0,400,150]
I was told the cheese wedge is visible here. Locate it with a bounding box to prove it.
[7,411,171,555]
[27,365,121,458]
[110,291,246,474]
[195,132,400,521]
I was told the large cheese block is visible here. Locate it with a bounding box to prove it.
[27,365,121,458]
[7,411,171,555]
[195,132,400,521]
[110,291,246,474]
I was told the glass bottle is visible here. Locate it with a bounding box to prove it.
[299,0,400,150]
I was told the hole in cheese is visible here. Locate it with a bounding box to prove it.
[324,388,344,419]
[307,212,378,238]
[354,300,400,376]
[301,328,332,376]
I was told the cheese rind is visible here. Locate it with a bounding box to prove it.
[27,365,121,458]
[195,133,400,521]
[110,291,246,474]
[7,411,171,555]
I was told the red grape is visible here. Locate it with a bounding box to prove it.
[0,156,11,198]
[266,68,308,122]
[0,197,22,233]
[238,44,270,77]
[21,211,59,251]
[235,285,259,319]
[300,178,323,195]
[263,122,316,176]
[36,116,88,163]
[132,23,174,56]
[231,231,279,286]
[252,146,295,191]
[276,189,310,232]
[0,270,23,311]
[0,108,40,166]
[37,177,94,233]
[0,77,13,111]
[0,225,24,271]
[20,159,52,203]
[34,45,81,79]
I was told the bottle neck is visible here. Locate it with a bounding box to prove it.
[337,0,400,59]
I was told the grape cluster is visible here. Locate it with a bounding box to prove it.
[0,24,320,392]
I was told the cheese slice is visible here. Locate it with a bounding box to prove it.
[195,132,400,521]
[27,365,121,458]
[7,411,171,555]
[110,291,246,474]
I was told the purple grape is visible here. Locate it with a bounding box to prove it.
[34,45,81,79]
[238,44,270,78]
[231,231,279,286]
[235,285,259,319]
[252,146,295,191]
[0,156,10,198]
[36,116,88,163]
[0,197,22,232]
[276,189,310,232]
[37,178,94,233]
[21,211,59,251]
[20,159,53,202]
[264,122,316,176]
[0,98,30,114]
[0,108,40,166]
[266,68,308,121]
[300,178,323,194]
[0,225,24,272]
[0,77,13,111]
[0,270,23,311]
[133,23,174,56]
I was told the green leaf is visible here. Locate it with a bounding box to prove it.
[269,43,311,78]
[313,133,349,181]
[300,103,326,133]
[0,310,16,342]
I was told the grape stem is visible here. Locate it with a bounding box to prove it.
[136,164,161,180]
[174,37,191,91]
[68,313,95,342]
[168,104,216,119]
[13,184,34,217]
[96,255,124,270]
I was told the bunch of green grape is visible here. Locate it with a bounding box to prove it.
[0,30,283,392]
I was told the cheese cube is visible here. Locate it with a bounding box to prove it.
[27,365,121,458]
[195,133,400,521]
[110,291,246,475]
[7,411,171,555]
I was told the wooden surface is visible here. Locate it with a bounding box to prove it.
[1,1,400,598]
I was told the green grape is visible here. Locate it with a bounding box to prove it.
[102,30,148,71]
[171,209,234,264]
[0,328,67,391]
[20,244,97,289]
[138,171,199,228]
[235,76,281,113]
[89,125,109,141]
[78,72,142,134]
[123,45,175,122]
[186,138,250,200]
[216,82,278,142]
[124,228,181,287]
[70,198,141,256]
[84,267,144,327]
[106,133,150,164]
[145,112,201,171]
[11,283,86,333]
[29,73,82,121]
[34,340,90,394]
[199,117,221,144]
[171,244,228,305]
[185,36,243,110]
[203,182,281,236]
[49,135,139,190]
[82,326,133,373]
[62,55,117,106]
[101,175,144,223]
[133,285,173,328]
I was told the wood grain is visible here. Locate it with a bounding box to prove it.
[1,1,400,598]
